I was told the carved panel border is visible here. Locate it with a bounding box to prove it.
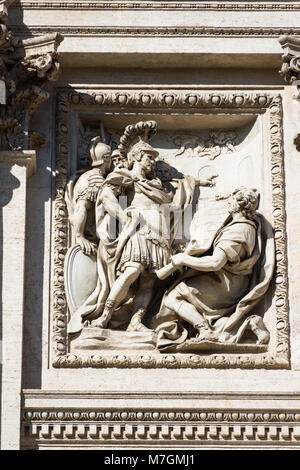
[52,88,289,369]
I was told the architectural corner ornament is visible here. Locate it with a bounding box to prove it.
[0,0,63,151]
[279,35,300,85]
[279,35,300,152]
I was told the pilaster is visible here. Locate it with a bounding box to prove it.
[0,150,35,449]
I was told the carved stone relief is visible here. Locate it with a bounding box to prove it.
[279,35,300,151]
[21,404,300,448]
[0,0,63,150]
[170,130,236,159]
[52,88,289,369]
[279,35,300,87]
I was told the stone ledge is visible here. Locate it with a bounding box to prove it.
[21,400,300,448]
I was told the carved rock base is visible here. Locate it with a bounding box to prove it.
[172,339,268,354]
[71,327,158,352]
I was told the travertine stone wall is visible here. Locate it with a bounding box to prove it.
[0,151,36,449]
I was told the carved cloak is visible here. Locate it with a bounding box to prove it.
[67,168,196,335]
[153,214,275,349]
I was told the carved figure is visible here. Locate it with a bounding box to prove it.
[65,137,112,255]
[154,187,275,351]
[67,122,216,336]
[171,130,236,159]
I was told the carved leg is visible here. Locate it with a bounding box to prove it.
[249,316,270,345]
[127,275,156,332]
[91,265,142,329]
[163,291,219,342]
[91,299,116,329]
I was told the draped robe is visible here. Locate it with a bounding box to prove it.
[153,214,275,349]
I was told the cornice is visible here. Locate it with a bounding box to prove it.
[10,25,300,38]
[22,390,300,400]
[21,406,300,446]
[11,1,300,12]
[21,390,300,447]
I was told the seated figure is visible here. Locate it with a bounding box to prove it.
[154,187,275,350]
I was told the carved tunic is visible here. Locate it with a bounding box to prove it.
[101,168,174,272]
[67,168,197,334]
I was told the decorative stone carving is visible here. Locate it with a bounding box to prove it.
[52,88,289,370]
[279,35,300,85]
[22,411,300,442]
[0,1,63,150]
[11,24,300,40]
[21,389,300,448]
[10,2,300,13]
[171,130,236,159]
[65,121,215,346]
[64,121,273,354]
[154,187,274,351]
[279,36,300,151]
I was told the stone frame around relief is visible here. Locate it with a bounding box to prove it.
[51,87,289,369]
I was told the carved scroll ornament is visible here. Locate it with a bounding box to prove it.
[0,1,63,150]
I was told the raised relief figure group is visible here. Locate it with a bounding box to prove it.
[65,121,275,353]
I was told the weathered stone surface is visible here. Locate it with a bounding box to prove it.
[1,0,300,451]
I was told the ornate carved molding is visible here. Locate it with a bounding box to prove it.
[11,1,300,12]
[52,88,289,370]
[279,35,300,85]
[278,36,300,151]
[22,407,300,446]
[11,25,300,38]
[22,391,300,447]
[0,2,63,150]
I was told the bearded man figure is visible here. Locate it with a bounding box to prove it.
[154,187,275,350]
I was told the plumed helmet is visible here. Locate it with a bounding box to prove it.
[127,137,159,165]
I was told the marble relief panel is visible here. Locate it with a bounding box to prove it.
[51,88,289,369]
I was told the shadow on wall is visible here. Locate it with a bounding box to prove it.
[7,5,57,390]
[22,164,51,390]
[0,163,20,442]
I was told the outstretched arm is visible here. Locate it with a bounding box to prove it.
[195,175,218,187]
[171,247,227,271]
[156,247,227,280]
